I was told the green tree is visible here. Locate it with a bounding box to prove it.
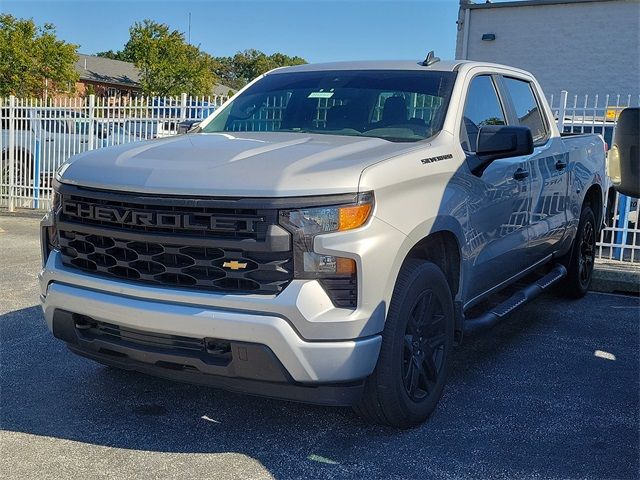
[0,14,79,98]
[214,49,306,89]
[118,20,218,97]
[95,49,133,62]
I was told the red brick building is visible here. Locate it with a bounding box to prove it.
[74,53,141,98]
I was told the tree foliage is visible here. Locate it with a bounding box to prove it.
[0,14,79,97]
[101,20,218,97]
[95,49,133,62]
[214,49,307,89]
[95,20,308,94]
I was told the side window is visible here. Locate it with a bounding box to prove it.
[40,118,67,133]
[460,75,506,152]
[503,77,547,143]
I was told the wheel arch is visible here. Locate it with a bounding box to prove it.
[394,217,465,342]
[583,183,604,231]
[403,231,462,302]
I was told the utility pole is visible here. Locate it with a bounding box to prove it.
[188,12,191,44]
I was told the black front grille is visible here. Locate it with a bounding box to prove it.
[60,193,272,240]
[59,230,292,294]
[56,186,293,294]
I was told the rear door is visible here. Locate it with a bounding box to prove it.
[460,74,532,300]
[499,76,569,263]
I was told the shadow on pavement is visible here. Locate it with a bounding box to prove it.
[1,294,638,479]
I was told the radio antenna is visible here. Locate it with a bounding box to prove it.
[421,51,440,67]
[188,12,192,44]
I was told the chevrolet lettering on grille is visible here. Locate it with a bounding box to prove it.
[61,200,264,233]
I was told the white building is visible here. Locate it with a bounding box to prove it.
[455,0,640,100]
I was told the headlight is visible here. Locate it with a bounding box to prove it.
[51,190,61,212]
[279,192,373,281]
[42,190,60,265]
[50,188,60,243]
[279,192,373,235]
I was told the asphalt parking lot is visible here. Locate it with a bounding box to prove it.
[1,214,639,480]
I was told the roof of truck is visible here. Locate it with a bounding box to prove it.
[270,60,536,76]
[272,60,471,74]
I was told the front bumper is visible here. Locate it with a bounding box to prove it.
[38,210,407,403]
[39,253,383,406]
[41,269,381,382]
[50,309,366,406]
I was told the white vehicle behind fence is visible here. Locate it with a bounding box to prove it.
[1,108,119,178]
[0,94,226,208]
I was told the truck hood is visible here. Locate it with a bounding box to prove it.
[58,132,422,197]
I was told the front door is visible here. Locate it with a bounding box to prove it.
[460,75,532,301]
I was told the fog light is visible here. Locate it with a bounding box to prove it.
[303,253,356,276]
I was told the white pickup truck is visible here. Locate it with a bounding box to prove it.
[40,58,607,428]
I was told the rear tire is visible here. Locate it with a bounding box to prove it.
[354,260,454,428]
[558,205,596,298]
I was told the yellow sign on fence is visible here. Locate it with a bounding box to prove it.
[606,107,623,121]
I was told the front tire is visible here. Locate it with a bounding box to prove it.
[559,205,597,298]
[354,260,454,428]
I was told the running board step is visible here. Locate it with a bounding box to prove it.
[463,264,567,336]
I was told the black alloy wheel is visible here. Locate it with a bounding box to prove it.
[578,218,596,289]
[559,204,597,298]
[402,291,447,402]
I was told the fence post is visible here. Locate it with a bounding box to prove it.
[180,92,188,120]
[87,94,96,151]
[557,90,568,133]
[614,195,629,261]
[7,95,15,212]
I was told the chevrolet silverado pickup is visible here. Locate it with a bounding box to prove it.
[39,58,607,428]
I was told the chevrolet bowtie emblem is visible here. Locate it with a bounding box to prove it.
[223,260,248,270]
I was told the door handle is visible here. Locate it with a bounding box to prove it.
[513,168,529,181]
[44,138,54,142]
[555,159,567,170]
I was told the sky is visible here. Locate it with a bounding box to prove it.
[2,0,466,62]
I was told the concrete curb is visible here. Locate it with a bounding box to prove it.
[593,260,640,294]
[0,208,45,219]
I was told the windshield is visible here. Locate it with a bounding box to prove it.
[201,69,456,142]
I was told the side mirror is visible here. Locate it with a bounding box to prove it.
[609,107,639,198]
[178,120,201,134]
[469,125,534,175]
